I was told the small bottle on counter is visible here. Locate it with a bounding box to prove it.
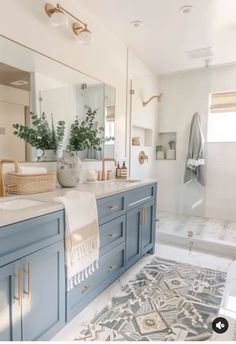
[120,161,128,179]
[116,162,121,179]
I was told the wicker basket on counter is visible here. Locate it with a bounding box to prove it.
[6,172,56,195]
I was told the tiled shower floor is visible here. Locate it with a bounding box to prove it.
[156,211,236,256]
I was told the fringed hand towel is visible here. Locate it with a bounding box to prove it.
[56,191,99,290]
[184,112,205,187]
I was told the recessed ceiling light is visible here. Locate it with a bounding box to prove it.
[10,80,28,86]
[129,20,143,28]
[179,5,193,14]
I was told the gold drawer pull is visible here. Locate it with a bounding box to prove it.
[140,208,147,225]
[108,205,119,211]
[109,233,118,239]
[144,208,147,225]
[109,264,118,272]
[81,284,91,293]
[14,266,22,306]
[24,262,31,300]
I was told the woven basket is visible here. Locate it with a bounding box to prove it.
[6,172,56,195]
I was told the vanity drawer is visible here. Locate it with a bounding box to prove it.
[97,193,126,224]
[0,211,64,267]
[99,241,125,280]
[127,184,156,210]
[100,215,126,256]
[67,242,125,321]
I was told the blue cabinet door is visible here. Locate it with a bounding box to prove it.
[21,242,65,341]
[126,206,142,269]
[141,201,155,254]
[0,261,21,341]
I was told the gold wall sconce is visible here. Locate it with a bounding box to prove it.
[138,151,148,165]
[143,93,163,107]
[45,3,92,44]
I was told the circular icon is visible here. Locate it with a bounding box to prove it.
[212,317,229,334]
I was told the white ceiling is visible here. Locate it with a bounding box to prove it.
[78,0,236,75]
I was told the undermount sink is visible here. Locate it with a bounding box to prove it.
[0,199,43,210]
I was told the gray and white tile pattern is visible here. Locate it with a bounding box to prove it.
[74,257,227,341]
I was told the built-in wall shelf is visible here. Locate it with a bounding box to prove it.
[156,131,177,160]
[132,125,152,147]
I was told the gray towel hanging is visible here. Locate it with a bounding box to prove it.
[184,112,205,187]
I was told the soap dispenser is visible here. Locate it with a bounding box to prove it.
[120,161,128,179]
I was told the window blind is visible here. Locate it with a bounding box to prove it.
[210,91,236,113]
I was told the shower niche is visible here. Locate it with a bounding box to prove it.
[156,132,177,160]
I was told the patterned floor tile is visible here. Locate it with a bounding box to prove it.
[74,257,227,341]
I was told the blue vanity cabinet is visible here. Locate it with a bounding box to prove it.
[21,242,65,341]
[141,200,156,255]
[66,183,157,323]
[0,261,21,341]
[66,242,125,322]
[126,206,142,269]
[126,183,157,269]
[0,211,65,341]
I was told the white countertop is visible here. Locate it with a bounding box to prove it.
[0,179,157,227]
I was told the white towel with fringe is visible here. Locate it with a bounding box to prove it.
[55,190,99,290]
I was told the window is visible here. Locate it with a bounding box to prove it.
[208,91,236,142]
[105,105,115,145]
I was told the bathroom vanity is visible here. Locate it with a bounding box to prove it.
[0,180,157,341]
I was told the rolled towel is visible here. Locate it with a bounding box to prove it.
[19,166,47,174]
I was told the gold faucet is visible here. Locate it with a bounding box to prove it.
[0,159,19,197]
[101,158,116,180]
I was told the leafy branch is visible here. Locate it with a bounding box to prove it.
[68,106,105,152]
[13,112,65,152]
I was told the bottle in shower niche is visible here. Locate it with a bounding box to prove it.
[116,161,121,179]
[120,161,128,179]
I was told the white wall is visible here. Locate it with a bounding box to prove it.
[128,50,159,180]
[157,64,236,221]
[0,0,128,159]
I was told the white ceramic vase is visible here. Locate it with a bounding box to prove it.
[57,151,81,187]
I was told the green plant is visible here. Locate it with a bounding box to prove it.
[13,112,65,152]
[168,140,176,149]
[156,145,164,152]
[68,106,105,152]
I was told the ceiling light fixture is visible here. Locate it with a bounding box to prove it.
[179,5,193,14]
[186,47,213,59]
[129,20,143,28]
[45,3,92,44]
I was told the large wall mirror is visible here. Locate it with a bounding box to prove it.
[0,36,116,162]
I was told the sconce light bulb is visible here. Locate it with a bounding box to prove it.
[73,24,92,45]
[50,10,69,28]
